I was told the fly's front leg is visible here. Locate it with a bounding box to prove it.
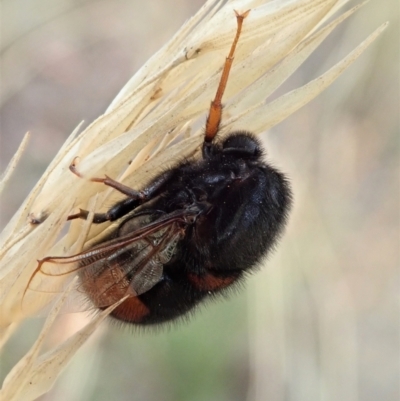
[68,161,174,224]
[202,10,249,159]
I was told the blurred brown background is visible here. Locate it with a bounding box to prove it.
[0,1,398,401]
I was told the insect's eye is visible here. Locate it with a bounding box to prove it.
[222,133,262,159]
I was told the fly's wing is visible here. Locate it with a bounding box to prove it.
[78,224,184,307]
[25,209,194,309]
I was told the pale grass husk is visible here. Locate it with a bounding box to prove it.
[0,0,387,399]
[1,279,127,401]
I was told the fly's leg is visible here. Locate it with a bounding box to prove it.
[203,9,250,158]
[68,160,174,223]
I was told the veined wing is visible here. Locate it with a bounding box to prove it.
[24,208,197,309]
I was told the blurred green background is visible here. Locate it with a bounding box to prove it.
[0,1,398,400]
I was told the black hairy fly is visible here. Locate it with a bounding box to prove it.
[30,10,292,325]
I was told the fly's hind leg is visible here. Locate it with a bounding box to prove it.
[67,197,142,223]
[68,159,174,223]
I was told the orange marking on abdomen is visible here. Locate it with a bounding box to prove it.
[80,265,133,306]
[110,296,150,323]
[188,272,237,291]
[80,265,149,323]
